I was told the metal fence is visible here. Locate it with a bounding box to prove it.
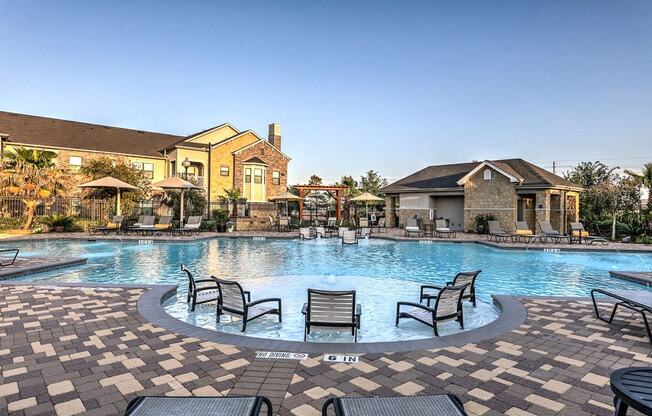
[0,196,111,221]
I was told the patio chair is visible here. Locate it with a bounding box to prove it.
[302,289,361,342]
[212,277,282,332]
[278,217,290,232]
[154,216,173,234]
[358,218,369,229]
[538,221,571,244]
[404,218,423,237]
[569,222,609,245]
[178,216,202,235]
[299,227,313,240]
[420,270,481,307]
[180,264,219,311]
[128,216,156,235]
[267,215,275,231]
[511,221,537,243]
[487,221,510,242]
[0,248,19,267]
[374,217,387,233]
[591,289,652,343]
[322,395,469,416]
[341,230,358,245]
[125,395,273,416]
[396,284,468,335]
[132,215,145,227]
[315,226,331,238]
[90,215,124,235]
[434,219,456,238]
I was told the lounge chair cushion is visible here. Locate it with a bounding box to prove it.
[572,230,590,237]
[154,224,169,229]
[515,229,533,235]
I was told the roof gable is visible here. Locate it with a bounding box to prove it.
[456,161,522,185]
[183,123,239,145]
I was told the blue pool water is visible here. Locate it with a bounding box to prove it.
[7,238,652,342]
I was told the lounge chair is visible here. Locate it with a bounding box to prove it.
[358,218,369,229]
[302,289,361,342]
[374,217,387,233]
[128,216,156,235]
[591,289,652,343]
[267,215,276,231]
[299,227,313,240]
[91,215,124,235]
[569,222,609,245]
[511,221,537,243]
[404,218,423,237]
[178,216,202,235]
[125,395,273,416]
[315,226,331,238]
[487,221,510,242]
[420,270,481,307]
[212,278,282,332]
[154,216,173,235]
[180,264,219,311]
[396,284,468,335]
[341,230,358,245]
[278,217,290,232]
[132,215,146,227]
[434,219,456,238]
[322,395,469,416]
[0,249,19,267]
[538,221,571,244]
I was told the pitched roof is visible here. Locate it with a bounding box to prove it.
[242,156,267,165]
[381,158,582,193]
[0,111,183,158]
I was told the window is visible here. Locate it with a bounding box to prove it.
[483,169,492,181]
[69,156,82,170]
[220,166,230,176]
[170,161,176,175]
[245,168,252,183]
[272,171,280,185]
[254,168,263,184]
[142,163,154,179]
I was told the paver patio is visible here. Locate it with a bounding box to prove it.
[0,283,650,415]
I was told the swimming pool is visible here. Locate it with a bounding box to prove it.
[8,237,652,342]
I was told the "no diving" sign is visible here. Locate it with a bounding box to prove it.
[323,354,359,363]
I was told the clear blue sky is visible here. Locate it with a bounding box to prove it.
[1,1,651,184]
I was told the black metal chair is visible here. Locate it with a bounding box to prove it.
[322,395,468,416]
[420,270,481,307]
[125,395,273,416]
[212,278,282,332]
[397,284,468,336]
[0,248,19,267]
[180,264,219,311]
[302,289,361,342]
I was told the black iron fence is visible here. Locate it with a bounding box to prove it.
[0,196,111,221]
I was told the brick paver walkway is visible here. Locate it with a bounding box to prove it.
[0,284,650,415]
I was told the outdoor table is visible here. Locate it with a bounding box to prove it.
[610,367,652,415]
[423,223,434,237]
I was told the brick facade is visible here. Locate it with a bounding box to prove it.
[233,141,289,198]
[463,167,517,232]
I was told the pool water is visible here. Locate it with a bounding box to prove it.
[8,237,652,342]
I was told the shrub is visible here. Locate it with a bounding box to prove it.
[0,217,24,231]
[212,209,230,225]
[474,214,496,234]
[36,214,80,232]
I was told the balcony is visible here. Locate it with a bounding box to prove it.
[174,172,206,188]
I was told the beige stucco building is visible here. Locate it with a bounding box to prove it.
[381,159,583,233]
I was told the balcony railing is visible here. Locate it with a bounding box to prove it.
[174,173,205,188]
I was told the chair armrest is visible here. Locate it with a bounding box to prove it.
[243,291,251,302]
[0,249,19,266]
[195,286,218,293]
[397,301,433,312]
[195,279,217,284]
[446,281,453,286]
[301,302,308,315]
[420,284,443,298]
[247,297,281,308]
[356,304,362,317]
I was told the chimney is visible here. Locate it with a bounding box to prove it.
[268,123,281,150]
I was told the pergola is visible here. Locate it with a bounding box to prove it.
[293,184,349,221]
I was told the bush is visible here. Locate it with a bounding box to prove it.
[212,209,230,225]
[0,217,24,231]
[36,214,80,232]
[474,214,496,234]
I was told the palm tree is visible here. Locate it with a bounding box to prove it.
[4,147,58,169]
[625,163,652,211]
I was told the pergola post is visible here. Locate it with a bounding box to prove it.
[335,190,342,221]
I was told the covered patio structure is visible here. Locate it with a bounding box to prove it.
[293,184,349,222]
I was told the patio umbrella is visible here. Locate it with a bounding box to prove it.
[151,176,200,222]
[269,191,303,217]
[349,192,384,219]
[79,176,139,216]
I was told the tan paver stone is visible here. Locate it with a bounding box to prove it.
[3,366,27,377]
[493,358,518,368]
[192,386,221,396]
[588,399,614,411]
[0,382,19,397]
[468,388,494,401]
[525,394,565,412]
[465,401,490,415]
[350,376,381,391]
[352,361,377,373]
[553,355,585,367]
[388,361,414,372]
[505,407,538,416]
[8,397,37,412]
[48,380,75,396]
[291,404,320,416]
[176,372,199,383]
[437,372,452,380]
[541,379,571,394]
[221,358,249,370]
[305,386,330,400]
[393,381,424,395]
[160,358,183,371]
[54,398,86,416]
[581,372,610,387]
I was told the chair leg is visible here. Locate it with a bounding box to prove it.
[613,397,628,416]
[241,318,247,332]
[433,322,439,336]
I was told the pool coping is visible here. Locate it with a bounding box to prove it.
[0,257,87,280]
[137,284,528,353]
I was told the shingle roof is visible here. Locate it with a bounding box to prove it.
[0,111,184,158]
[381,158,582,193]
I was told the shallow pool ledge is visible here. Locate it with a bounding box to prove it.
[138,285,527,354]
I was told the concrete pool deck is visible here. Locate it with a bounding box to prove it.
[0,283,650,415]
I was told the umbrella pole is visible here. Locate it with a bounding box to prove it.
[116,189,122,216]
[180,190,185,224]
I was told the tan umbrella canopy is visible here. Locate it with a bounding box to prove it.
[269,191,303,217]
[151,176,200,221]
[79,176,139,216]
[350,192,384,219]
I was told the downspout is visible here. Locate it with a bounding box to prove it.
[207,143,211,219]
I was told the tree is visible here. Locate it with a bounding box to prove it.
[585,177,641,240]
[564,161,619,221]
[3,147,58,169]
[223,188,244,217]
[162,189,207,221]
[359,170,388,196]
[625,162,652,212]
[308,174,322,185]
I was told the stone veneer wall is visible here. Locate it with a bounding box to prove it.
[233,141,289,199]
[233,202,277,231]
[397,209,432,228]
[463,167,517,232]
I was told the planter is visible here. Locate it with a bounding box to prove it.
[216,223,227,233]
[226,221,235,233]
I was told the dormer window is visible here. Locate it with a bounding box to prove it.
[483,169,492,181]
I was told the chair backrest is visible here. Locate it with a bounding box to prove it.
[487,221,503,234]
[434,285,468,319]
[515,221,530,231]
[269,215,275,225]
[342,230,357,244]
[378,217,386,227]
[213,278,246,313]
[327,217,336,227]
[158,216,172,226]
[569,222,584,232]
[452,270,481,297]
[406,218,419,229]
[359,218,369,227]
[279,217,289,226]
[300,228,311,239]
[180,264,197,292]
[112,215,124,224]
[315,226,326,236]
[142,216,155,226]
[539,221,556,234]
[435,219,448,230]
[307,289,355,324]
[135,215,145,224]
[183,216,202,229]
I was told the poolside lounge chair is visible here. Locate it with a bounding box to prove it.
[396,284,468,335]
[591,289,652,343]
[212,277,282,332]
[358,218,369,229]
[178,216,202,235]
[404,218,423,237]
[322,395,469,416]
[0,249,19,267]
[180,264,219,311]
[299,227,313,240]
[132,215,146,227]
[373,217,387,233]
[125,395,273,416]
[278,217,290,232]
[315,226,331,238]
[420,270,481,307]
[267,215,275,231]
[538,221,571,244]
[128,216,156,235]
[154,216,173,234]
[487,221,510,242]
[435,219,456,238]
[302,289,361,342]
[569,222,609,245]
[511,221,537,243]
[91,215,124,235]
[341,230,358,245]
